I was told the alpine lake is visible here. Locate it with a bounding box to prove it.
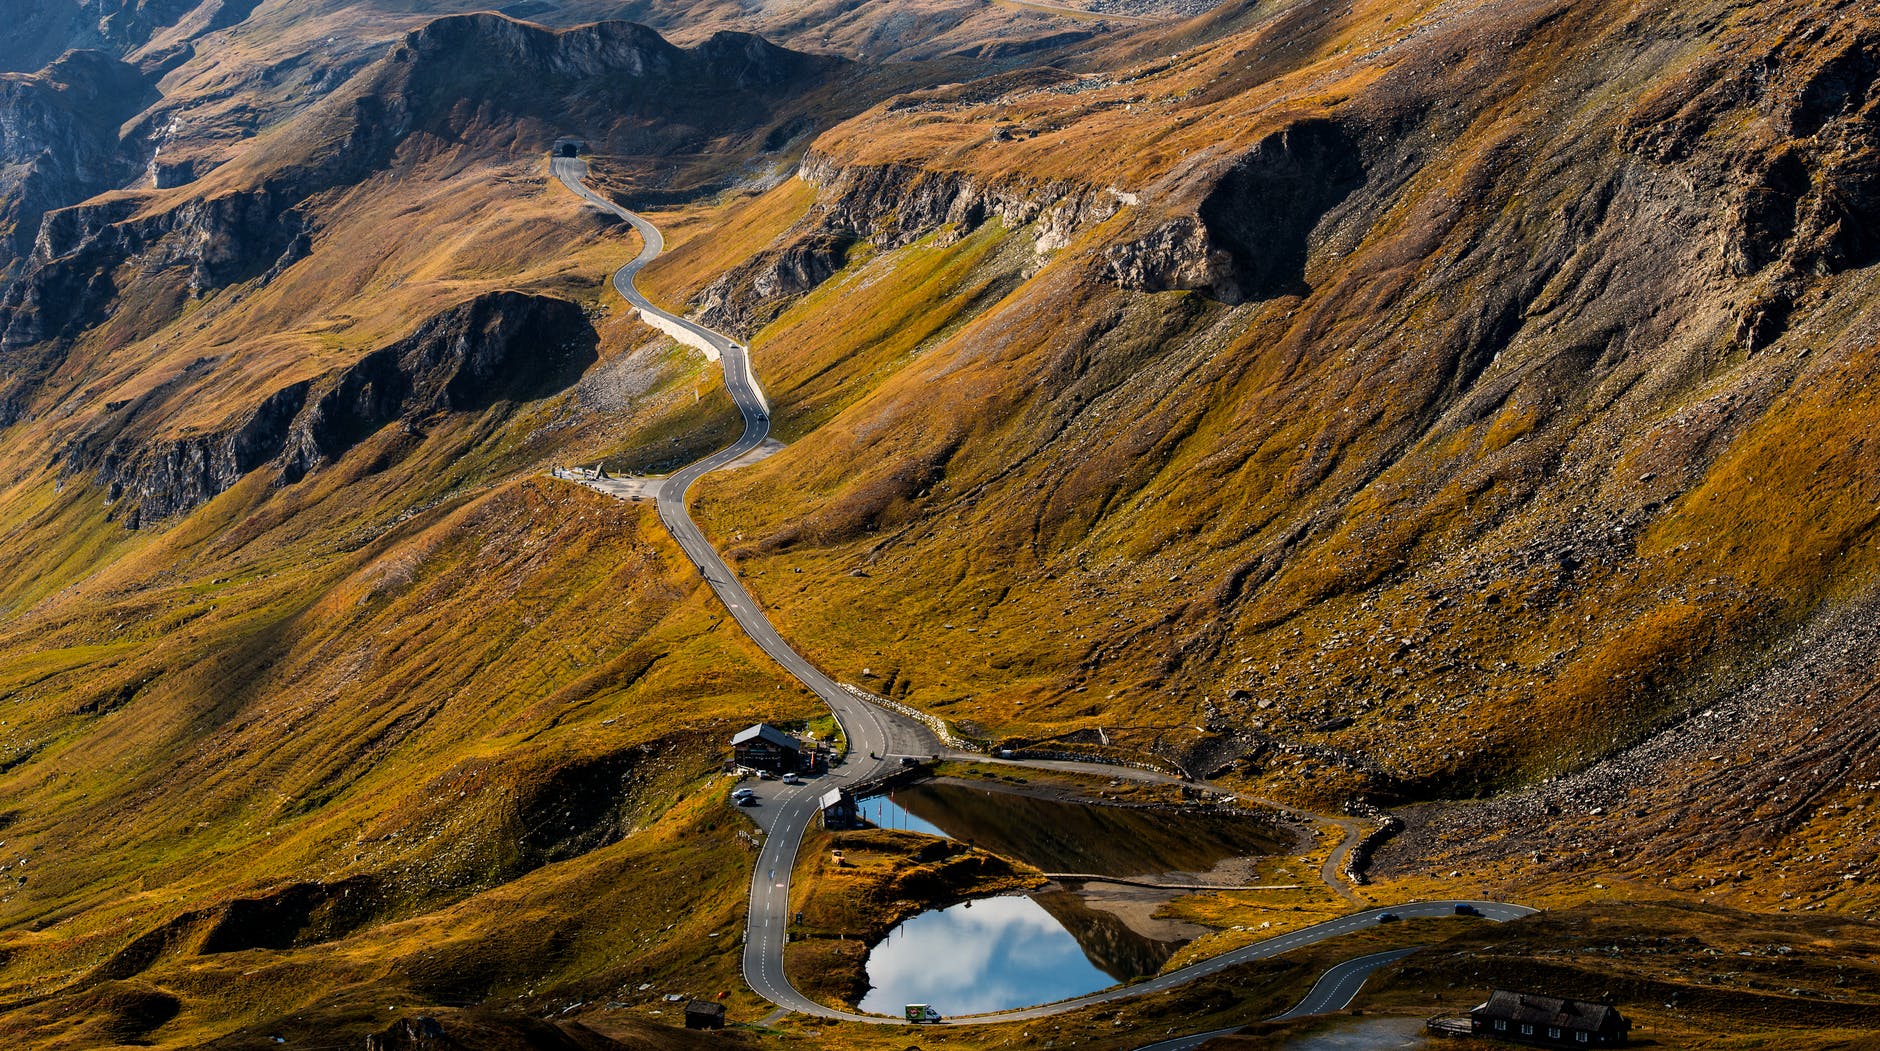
[853,780,1296,1016]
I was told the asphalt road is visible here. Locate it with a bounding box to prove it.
[552,156,941,1018]
[549,159,1537,1030]
[1130,946,1424,1051]
[1270,945,1425,1021]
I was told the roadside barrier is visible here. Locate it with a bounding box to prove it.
[840,683,982,752]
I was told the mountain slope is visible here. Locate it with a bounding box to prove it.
[643,0,1880,906]
[3,0,1880,1044]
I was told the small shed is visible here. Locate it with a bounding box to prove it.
[732,723,804,773]
[1471,989,1630,1047]
[819,787,859,829]
[683,999,725,1030]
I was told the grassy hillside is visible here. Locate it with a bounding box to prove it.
[2,0,1879,1044]
[652,0,1880,915]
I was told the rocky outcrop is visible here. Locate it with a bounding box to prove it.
[0,50,154,271]
[0,186,319,358]
[90,382,310,525]
[391,15,841,156]
[0,82,412,363]
[694,228,855,335]
[1620,24,1880,345]
[0,0,206,73]
[275,290,596,485]
[70,291,595,524]
[402,17,828,92]
[694,152,1137,335]
[798,151,1128,252]
[1101,216,1235,301]
[1104,120,1365,303]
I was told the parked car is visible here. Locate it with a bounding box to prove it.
[757,769,776,780]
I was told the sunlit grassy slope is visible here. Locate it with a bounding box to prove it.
[0,345,821,1040]
[0,100,807,1051]
[652,0,1880,921]
[3,0,1879,1044]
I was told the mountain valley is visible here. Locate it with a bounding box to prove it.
[2,0,1879,1047]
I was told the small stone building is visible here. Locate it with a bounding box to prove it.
[684,999,726,1030]
[732,723,804,773]
[1471,990,1630,1047]
[819,787,859,829]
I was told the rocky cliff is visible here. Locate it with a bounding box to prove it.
[386,14,843,157]
[0,50,154,276]
[695,146,1136,335]
[63,290,595,524]
[0,0,209,72]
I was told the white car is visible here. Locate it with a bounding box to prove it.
[781,773,803,785]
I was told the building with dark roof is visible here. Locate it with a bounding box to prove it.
[684,999,725,1030]
[819,787,859,829]
[1470,989,1630,1047]
[731,723,804,773]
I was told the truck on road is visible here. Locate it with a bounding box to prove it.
[905,1005,942,1023]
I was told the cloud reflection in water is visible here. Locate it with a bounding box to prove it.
[858,895,1115,1016]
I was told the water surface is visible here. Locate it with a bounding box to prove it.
[856,793,950,839]
[857,895,1117,1016]
[854,780,1297,1012]
[884,780,1292,876]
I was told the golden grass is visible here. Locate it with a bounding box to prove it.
[638,179,820,312]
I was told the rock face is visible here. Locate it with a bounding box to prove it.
[0,50,153,274]
[1101,216,1233,301]
[797,151,1125,252]
[390,14,842,155]
[0,185,320,416]
[68,291,596,524]
[0,0,208,73]
[1105,121,1366,304]
[695,151,1133,335]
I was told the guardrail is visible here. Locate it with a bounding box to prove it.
[840,683,981,752]
[993,746,1187,780]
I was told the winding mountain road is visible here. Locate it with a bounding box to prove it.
[1131,945,1424,1051]
[550,157,1536,1035]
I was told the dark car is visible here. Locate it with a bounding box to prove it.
[1378,912,1401,923]
[1453,903,1481,916]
